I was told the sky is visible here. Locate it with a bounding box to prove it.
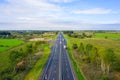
[0,0,120,30]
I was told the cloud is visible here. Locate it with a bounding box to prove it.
[0,0,119,30]
[0,0,62,22]
[72,8,113,14]
[0,21,120,30]
[17,17,37,21]
[49,0,74,3]
[0,0,61,14]
[22,0,60,10]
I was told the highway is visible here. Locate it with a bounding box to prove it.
[41,33,76,80]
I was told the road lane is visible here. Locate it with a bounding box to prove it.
[41,33,76,80]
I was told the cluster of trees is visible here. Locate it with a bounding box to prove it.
[72,44,78,49]
[0,41,46,80]
[0,31,11,35]
[0,31,57,39]
[63,31,73,35]
[65,32,93,39]
[11,41,44,68]
[0,31,11,38]
[73,43,119,76]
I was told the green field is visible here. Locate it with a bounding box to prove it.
[95,33,120,38]
[66,37,120,54]
[0,39,24,52]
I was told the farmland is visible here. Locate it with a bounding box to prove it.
[0,39,24,52]
[94,33,120,38]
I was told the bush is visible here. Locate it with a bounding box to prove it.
[72,44,78,49]
[82,55,90,63]
[113,54,120,71]
[0,45,4,47]
[105,36,108,39]
[102,75,109,80]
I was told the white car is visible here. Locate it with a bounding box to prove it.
[60,41,62,44]
[64,45,67,49]
[45,75,47,79]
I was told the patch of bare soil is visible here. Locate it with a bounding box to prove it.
[81,63,102,80]
[108,71,120,80]
[29,38,51,42]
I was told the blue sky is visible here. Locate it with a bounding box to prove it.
[0,0,120,30]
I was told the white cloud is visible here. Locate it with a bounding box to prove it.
[17,17,38,21]
[49,0,74,3]
[0,0,62,22]
[0,21,92,30]
[72,8,112,14]
[22,0,60,10]
[0,0,61,14]
[0,0,119,30]
[1,21,120,30]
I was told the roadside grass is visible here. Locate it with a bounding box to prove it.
[0,39,24,52]
[65,35,85,80]
[24,44,51,80]
[95,33,120,38]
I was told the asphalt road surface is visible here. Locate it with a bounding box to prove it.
[41,33,76,80]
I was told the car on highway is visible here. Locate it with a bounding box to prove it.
[64,45,67,49]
